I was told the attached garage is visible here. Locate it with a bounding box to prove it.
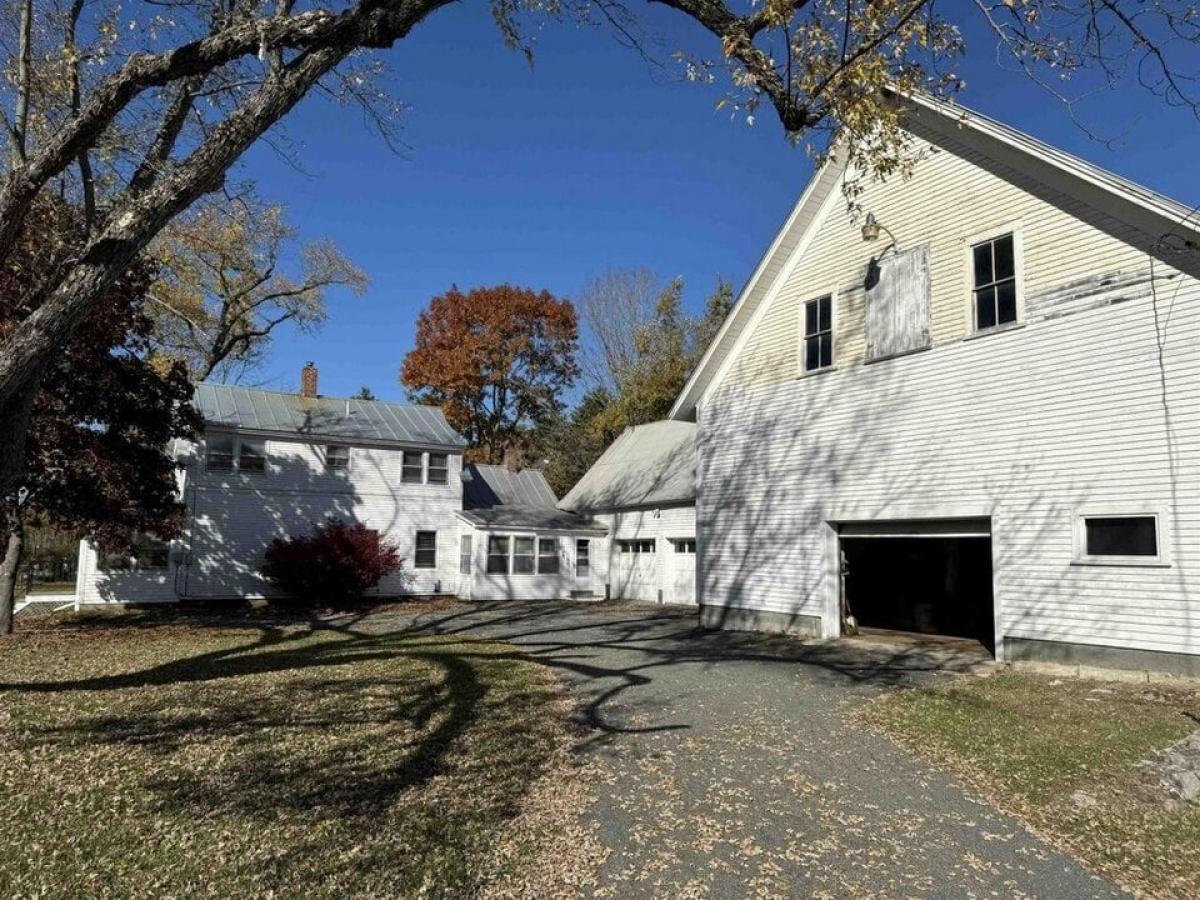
[839,518,995,652]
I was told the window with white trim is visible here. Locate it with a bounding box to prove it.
[537,538,559,574]
[401,450,424,483]
[427,452,449,485]
[618,539,655,554]
[671,538,697,554]
[1077,514,1160,562]
[803,294,833,372]
[513,536,535,574]
[972,233,1017,331]
[238,439,266,473]
[205,434,235,472]
[325,444,350,473]
[459,534,472,575]
[486,536,509,574]
[414,530,437,569]
[575,539,590,578]
[98,533,170,572]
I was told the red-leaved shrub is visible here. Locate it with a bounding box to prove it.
[261,518,402,606]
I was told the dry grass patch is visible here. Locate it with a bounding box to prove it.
[0,616,589,898]
[861,671,1200,899]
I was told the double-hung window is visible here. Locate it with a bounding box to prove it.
[487,536,510,574]
[205,434,235,472]
[537,538,559,574]
[414,531,437,569]
[459,534,472,574]
[401,450,424,483]
[325,445,350,473]
[238,439,266,473]
[972,233,1018,331]
[512,536,535,574]
[427,452,449,485]
[803,294,833,372]
[575,539,590,578]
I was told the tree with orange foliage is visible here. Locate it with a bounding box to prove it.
[401,285,579,463]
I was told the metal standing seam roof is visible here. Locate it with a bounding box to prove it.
[193,383,466,448]
[558,420,696,512]
[459,463,602,532]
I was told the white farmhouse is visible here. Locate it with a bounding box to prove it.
[654,93,1200,675]
[74,364,602,605]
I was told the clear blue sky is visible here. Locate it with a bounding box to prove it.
[239,5,1200,402]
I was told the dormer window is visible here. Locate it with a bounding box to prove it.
[972,233,1018,331]
[325,445,350,473]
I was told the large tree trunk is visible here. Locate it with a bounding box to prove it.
[0,512,24,636]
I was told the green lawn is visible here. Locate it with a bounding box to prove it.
[862,671,1200,899]
[0,613,581,898]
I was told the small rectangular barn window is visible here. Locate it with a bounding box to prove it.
[1084,516,1158,559]
[803,295,833,372]
[618,539,655,554]
[513,536,535,574]
[537,538,559,574]
[972,233,1018,331]
[459,534,472,575]
[238,439,267,473]
[575,539,590,577]
[414,530,437,568]
[205,434,235,473]
[486,536,510,574]
[427,452,449,485]
[325,445,350,473]
[401,450,424,483]
[672,538,697,554]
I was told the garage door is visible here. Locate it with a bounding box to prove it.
[669,538,697,605]
[615,539,657,601]
[840,518,994,652]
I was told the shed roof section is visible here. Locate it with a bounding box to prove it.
[559,420,696,512]
[194,383,466,448]
[459,463,601,532]
[461,464,559,510]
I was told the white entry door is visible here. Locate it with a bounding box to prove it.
[669,538,697,605]
[615,539,657,601]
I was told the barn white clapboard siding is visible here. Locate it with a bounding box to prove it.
[594,505,698,605]
[687,113,1200,658]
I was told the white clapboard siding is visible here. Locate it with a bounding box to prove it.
[699,268,1200,655]
[594,505,697,605]
[722,128,1159,390]
[78,437,465,603]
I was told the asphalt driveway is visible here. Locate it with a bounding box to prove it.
[371,599,1124,899]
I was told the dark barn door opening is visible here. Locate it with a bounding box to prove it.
[841,533,994,653]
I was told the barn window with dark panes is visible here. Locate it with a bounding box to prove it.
[414,531,437,568]
[972,233,1017,331]
[1084,516,1158,558]
[575,539,590,577]
[804,294,833,371]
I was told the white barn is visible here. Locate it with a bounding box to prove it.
[559,420,698,606]
[663,93,1200,675]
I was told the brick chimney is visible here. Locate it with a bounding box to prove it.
[502,446,521,474]
[300,361,318,398]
